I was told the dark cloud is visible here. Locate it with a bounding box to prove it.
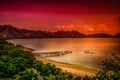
[0,0,120,6]
[0,0,119,14]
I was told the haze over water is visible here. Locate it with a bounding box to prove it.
[8,38,120,69]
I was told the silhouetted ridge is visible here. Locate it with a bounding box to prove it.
[0,24,118,39]
[0,25,24,38]
[53,30,86,38]
[0,25,50,38]
[88,33,113,38]
[114,33,120,38]
[0,25,87,39]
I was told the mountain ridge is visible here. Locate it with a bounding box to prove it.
[0,25,119,39]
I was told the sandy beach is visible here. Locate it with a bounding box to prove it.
[35,55,99,76]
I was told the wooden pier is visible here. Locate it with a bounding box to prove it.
[33,50,72,57]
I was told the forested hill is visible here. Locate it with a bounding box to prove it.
[0,25,119,39]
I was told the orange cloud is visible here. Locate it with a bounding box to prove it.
[52,23,119,35]
[56,24,77,31]
[84,24,94,32]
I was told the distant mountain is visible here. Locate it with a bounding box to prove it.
[0,25,86,39]
[0,25,24,38]
[114,33,120,38]
[52,30,86,38]
[88,33,113,38]
[0,25,51,39]
[0,25,118,39]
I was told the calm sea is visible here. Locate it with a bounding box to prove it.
[7,38,120,69]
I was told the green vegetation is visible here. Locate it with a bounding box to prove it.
[0,39,120,80]
[0,40,36,79]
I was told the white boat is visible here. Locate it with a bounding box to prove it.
[83,50,94,54]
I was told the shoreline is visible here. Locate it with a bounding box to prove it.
[35,55,99,76]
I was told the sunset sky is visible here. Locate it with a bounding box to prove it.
[0,0,120,35]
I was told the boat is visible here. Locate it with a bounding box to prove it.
[83,50,94,54]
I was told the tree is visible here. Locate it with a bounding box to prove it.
[0,39,6,44]
[0,55,11,62]
[92,53,120,80]
[33,60,43,71]
[15,70,38,80]
[73,76,81,80]
[7,64,17,76]
[0,61,7,77]
[9,57,28,72]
